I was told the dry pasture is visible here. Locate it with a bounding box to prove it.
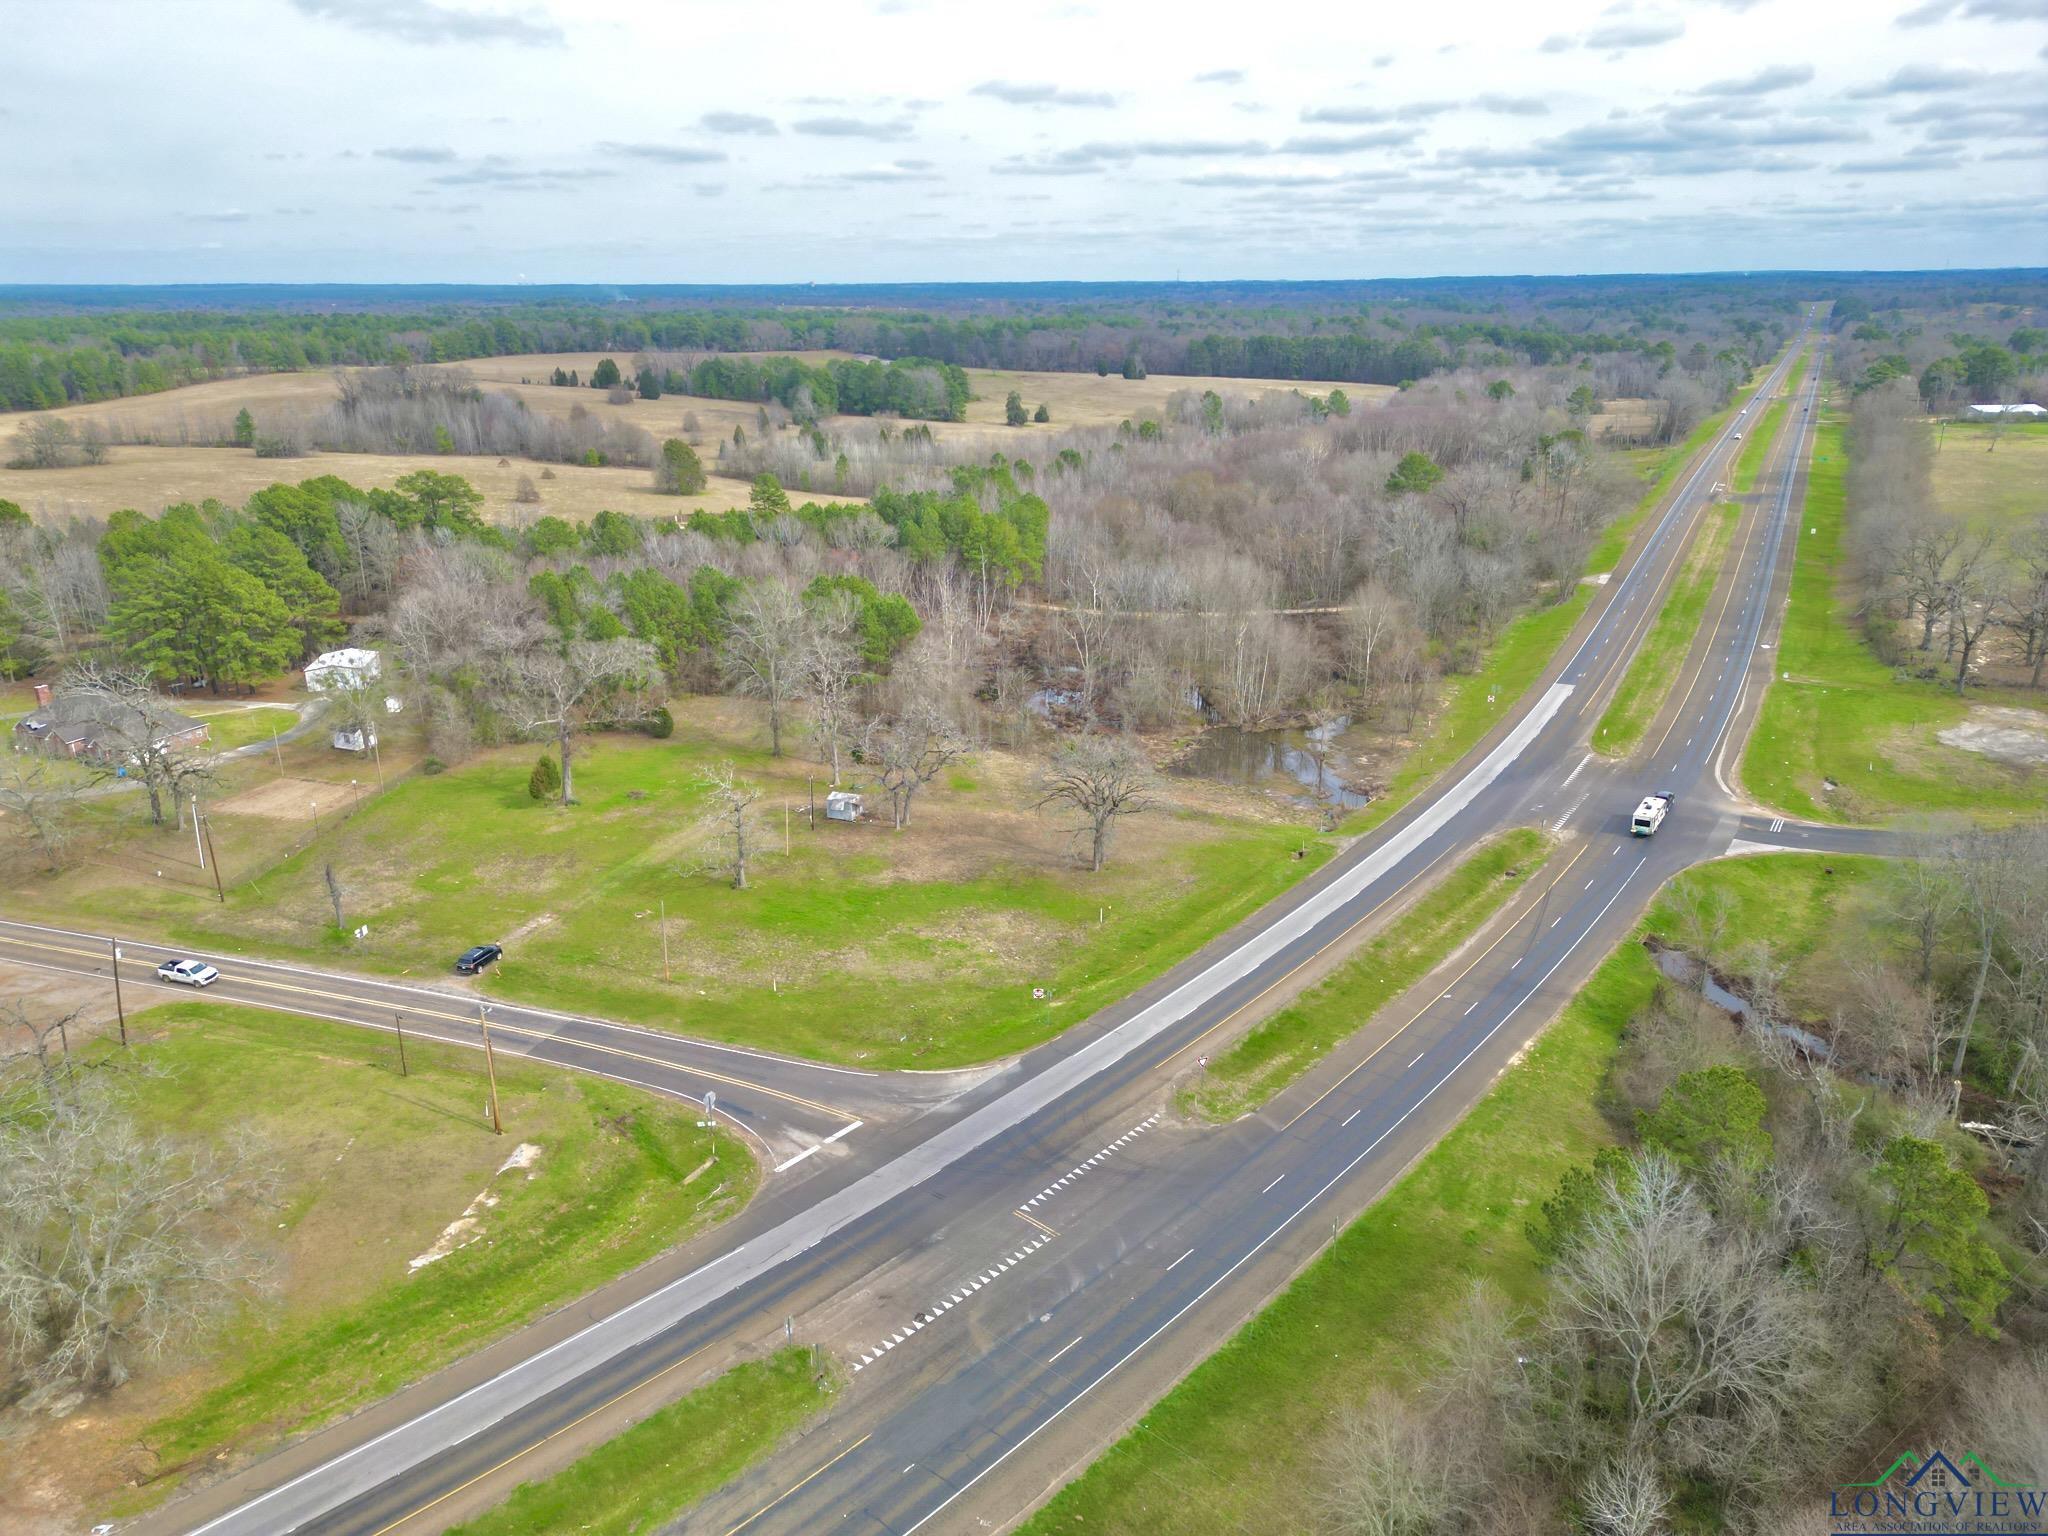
[1,352,1390,523]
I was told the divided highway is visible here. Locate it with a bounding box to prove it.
[80,328,1861,1536]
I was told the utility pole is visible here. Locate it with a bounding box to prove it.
[272,725,285,775]
[309,799,321,841]
[808,777,816,830]
[109,936,128,1048]
[659,898,670,981]
[478,1001,503,1135]
[192,794,205,869]
[393,1011,409,1077]
[201,811,225,904]
[370,730,385,791]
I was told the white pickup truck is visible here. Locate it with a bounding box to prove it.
[1631,791,1674,837]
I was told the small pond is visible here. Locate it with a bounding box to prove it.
[1170,715,1372,810]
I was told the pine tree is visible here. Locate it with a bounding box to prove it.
[528,754,562,801]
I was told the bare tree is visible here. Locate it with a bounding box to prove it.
[1580,1451,1670,1536]
[0,757,84,871]
[323,863,346,931]
[1,1000,85,1088]
[692,761,764,889]
[721,581,809,756]
[1664,882,1733,996]
[0,1078,274,1395]
[516,637,659,807]
[1339,580,1409,700]
[1036,736,1158,872]
[1542,1152,1826,1488]
[56,661,216,827]
[865,695,968,830]
[802,592,865,785]
[1314,1387,1471,1536]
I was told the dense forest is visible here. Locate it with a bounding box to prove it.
[5,270,2037,415]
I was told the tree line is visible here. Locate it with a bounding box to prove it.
[1318,825,2048,1534]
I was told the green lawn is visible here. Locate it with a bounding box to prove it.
[186,704,303,751]
[78,730,1332,1070]
[443,1350,833,1536]
[1179,828,1551,1121]
[1019,852,1866,1536]
[1593,502,1740,759]
[106,1003,752,1512]
[1741,419,2048,822]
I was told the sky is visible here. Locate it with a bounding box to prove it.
[3,0,2044,284]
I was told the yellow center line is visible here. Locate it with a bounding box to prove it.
[720,1432,874,1536]
[0,935,858,1123]
[1153,839,1459,1075]
[365,1345,714,1536]
[1015,1208,1060,1239]
[1279,837,1590,1132]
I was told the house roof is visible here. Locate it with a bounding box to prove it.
[16,695,205,746]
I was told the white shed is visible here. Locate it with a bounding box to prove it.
[332,726,378,753]
[825,790,863,823]
[1965,403,2046,417]
[305,648,382,692]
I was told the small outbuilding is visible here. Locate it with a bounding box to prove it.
[332,726,377,753]
[305,647,382,692]
[1964,402,2046,417]
[825,790,863,823]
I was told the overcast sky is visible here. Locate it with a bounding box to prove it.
[4,0,2044,284]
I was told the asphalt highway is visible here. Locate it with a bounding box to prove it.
[101,325,1853,1536]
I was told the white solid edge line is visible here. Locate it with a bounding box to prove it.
[186,628,1582,1536]
[899,857,1648,1536]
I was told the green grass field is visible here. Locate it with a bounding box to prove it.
[1729,348,1805,496]
[1933,421,2048,530]
[1741,419,2048,822]
[1019,853,1870,1536]
[185,703,303,751]
[1179,828,1551,1121]
[55,727,1333,1070]
[103,1003,751,1511]
[443,1350,832,1536]
[1593,502,1740,759]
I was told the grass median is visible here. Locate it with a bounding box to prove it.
[442,1349,833,1536]
[1019,852,1869,1536]
[1177,828,1551,1122]
[105,1003,753,1514]
[1592,501,1740,759]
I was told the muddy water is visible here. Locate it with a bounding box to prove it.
[1169,716,1372,809]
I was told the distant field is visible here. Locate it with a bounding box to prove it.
[0,352,1390,523]
[1932,421,2048,532]
[0,441,859,526]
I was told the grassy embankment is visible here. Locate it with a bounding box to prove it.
[101,1003,751,1514]
[1343,358,1781,839]
[1741,413,2048,822]
[442,1350,833,1536]
[1178,828,1551,1121]
[1018,853,1875,1536]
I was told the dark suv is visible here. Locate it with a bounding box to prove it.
[455,944,502,975]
